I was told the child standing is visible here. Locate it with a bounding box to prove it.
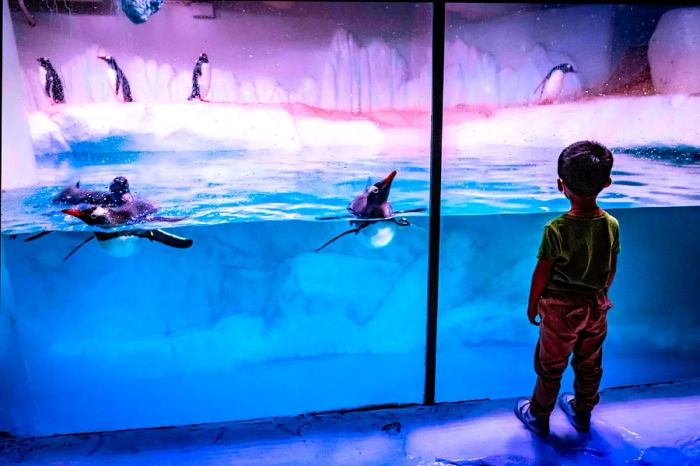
[515,141,620,436]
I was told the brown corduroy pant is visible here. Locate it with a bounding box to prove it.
[529,292,612,418]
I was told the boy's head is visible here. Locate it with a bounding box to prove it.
[557,141,614,197]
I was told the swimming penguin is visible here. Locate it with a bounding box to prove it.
[315,170,426,252]
[52,181,110,206]
[533,63,577,104]
[37,58,65,104]
[52,176,132,206]
[59,205,192,261]
[97,55,133,102]
[187,53,211,101]
[108,176,132,205]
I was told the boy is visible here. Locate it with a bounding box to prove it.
[515,140,620,436]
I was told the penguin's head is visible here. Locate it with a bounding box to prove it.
[366,170,397,206]
[110,176,130,196]
[37,57,50,68]
[199,53,209,63]
[98,55,116,67]
[560,63,576,74]
[62,206,111,226]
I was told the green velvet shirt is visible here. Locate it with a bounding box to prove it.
[537,211,620,295]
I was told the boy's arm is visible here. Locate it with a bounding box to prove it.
[527,259,553,326]
[605,252,618,291]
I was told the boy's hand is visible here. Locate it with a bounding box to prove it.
[527,304,540,326]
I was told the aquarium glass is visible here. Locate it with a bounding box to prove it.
[436,3,700,402]
[1,2,434,436]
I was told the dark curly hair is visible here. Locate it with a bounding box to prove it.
[558,141,614,197]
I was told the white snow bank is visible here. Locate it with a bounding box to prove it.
[29,103,386,154]
[29,95,700,156]
[454,95,700,149]
[648,8,700,95]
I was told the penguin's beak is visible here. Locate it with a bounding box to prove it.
[375,170,397,203]
[381,170,397,188]
[61,208,83,218]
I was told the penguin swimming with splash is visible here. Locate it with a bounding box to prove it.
[37,58,64,104]
[60,205,193,261]
[19,177,189,261]
[188,53,211,101]
[98,55,133,102]
[533,63,577,104]
[315,170,426,252]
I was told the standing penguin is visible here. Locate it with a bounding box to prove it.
[37,58,65,104]
[533,63,577,104]
[97,55,133,102]
[188,53,211,101]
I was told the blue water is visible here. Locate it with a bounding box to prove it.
[1,145,699,437]
[1,145,699,234]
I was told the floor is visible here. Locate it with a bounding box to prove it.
[2,378,699,465]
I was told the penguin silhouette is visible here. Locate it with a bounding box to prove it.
[37,58,64,104]
[315,170,426,252]
[188,53,211,101]
[533,63,577,104]
[97,55,133,102]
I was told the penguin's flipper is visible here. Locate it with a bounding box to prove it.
[24,231,53,242]
[315,223,369,253]
[44,76,52,98]
[533,77,546,99]
[393,207,427,215]
[392,217,429,233]
[131,229,193,248]
[316,214,355,221]
[63,235,96,262]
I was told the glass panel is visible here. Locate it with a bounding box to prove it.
[1,1,433,436]
[437,4,700,402]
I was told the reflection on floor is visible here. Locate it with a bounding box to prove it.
[2,378,699,465]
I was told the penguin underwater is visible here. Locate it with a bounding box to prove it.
[533,63,577,104]
[97,55,133,102]
[37,58,65,104]
[188,53,211,101]
[315,170,426,252]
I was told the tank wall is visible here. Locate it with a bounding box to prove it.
[436,206,700,402]
[3,207,699,436]
[2,0,37,189]
[1,219,429,436]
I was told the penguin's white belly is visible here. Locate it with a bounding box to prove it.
[39,66,47,86]
[359,222,396,249]
[199,63,211,99]
[540,70,565,102]
[106,69,117,96]
[98,236,140,258]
